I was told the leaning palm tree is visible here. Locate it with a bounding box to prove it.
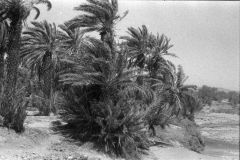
[0,0,51,132]
[21,20,61,115]
[66,0,128,50]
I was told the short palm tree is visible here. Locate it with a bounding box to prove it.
[0,0,51,131]
[21,20,61,115]
[59,37,151,158]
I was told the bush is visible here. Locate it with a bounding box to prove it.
[0,85,28,132]
[55,87,150,159]
[28,83,59,116]
[29,93,49,116]
[181,119,205,153]
[145,103,173,136]
[0,67,29,132]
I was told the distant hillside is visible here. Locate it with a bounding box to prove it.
[197,85,239,93]
[217,88,233,93]
[197,85,240,106]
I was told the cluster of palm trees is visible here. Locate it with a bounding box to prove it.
[0,0,52,132]
[0,0,201,159]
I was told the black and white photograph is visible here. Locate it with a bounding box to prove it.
[0,0,239,159]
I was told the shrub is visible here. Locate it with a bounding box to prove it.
[27,80,59,116]
[145,102,173,136]
[30,92,50,116]
[0,85,28,132]
[11,87,28,132]
[181,118,205,153]
[0,67,29,132]
[56,87,149,159]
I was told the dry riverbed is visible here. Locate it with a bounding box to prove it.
[195,112,239,160]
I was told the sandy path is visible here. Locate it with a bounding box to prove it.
[0,116,113,160]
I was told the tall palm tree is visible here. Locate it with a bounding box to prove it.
[66,0,128,50]
[21,20,60,115]
[0,0,51,131]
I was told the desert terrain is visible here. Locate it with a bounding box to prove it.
[0,102,238,160]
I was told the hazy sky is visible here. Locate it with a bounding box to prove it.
[31,0,240,91]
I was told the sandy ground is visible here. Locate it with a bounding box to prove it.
[0,115,114,160]
[0,110,239,160]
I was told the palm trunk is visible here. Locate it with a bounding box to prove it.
[41,51,53,115]
[1,19,22,131]
[100,29,115,56]
[0,49,4,116]
[0,49,4,80]
[0,49,4,96]
[0,21,7,82]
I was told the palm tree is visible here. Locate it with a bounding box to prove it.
[155,65,198,123]
[60,37,150,101]
[66,0,128,50]
[173,65,199,121]
[21,20,60,115]
[0,0,51,131]
[122,26,175,88]
[146,63,200,136]
[122,25,179,135]
[122,26,175,69]
[121,25,150,69]
[58,23,85,56]
[58,37,151,158]
[146,34,175,81]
